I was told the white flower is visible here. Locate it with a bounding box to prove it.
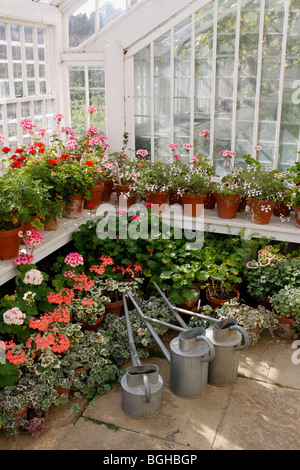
[3,307,26,325]
[23,291,36,301]
[23,269,44,285]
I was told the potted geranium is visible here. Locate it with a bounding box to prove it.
[176,166,212,217]
[134,161,171,210]
[288,184,300,228]
[270,286,300,339]
[91,278,142,316]
[242,156,288,224]
[214,167,246,219]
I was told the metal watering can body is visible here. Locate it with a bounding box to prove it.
[169,327,215,398]
[206,318,249,387]
[121,364,163,419]
[121,295,163,419]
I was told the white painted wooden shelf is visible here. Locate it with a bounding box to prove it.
[0,203,299,286]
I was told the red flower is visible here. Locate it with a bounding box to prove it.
[15,148,25,153]
[2,147,11,153]
[85,161,94,167]
[61,153,69,160]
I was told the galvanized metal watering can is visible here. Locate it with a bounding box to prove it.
[205,317,249,387]
[127,292,215,399]
[121,295,163,419]
[153,282,250,388]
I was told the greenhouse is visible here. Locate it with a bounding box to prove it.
[0,0,299,453]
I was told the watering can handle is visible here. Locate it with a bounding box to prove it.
[197,336,215,362]
[143,374,151,403]
[230,325,250,351]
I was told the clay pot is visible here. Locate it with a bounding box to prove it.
[54,385,70,399]
[64,194,84,219]
[81,314,105,331]
[43,214,62,231]
[168,191,182,206]
[98,179,113,202]
[295,207,300,228]
[248,199,274,225]
[22,215,41,233]
[238,197,247,212]
[273,203,291,218]
[147,191,169,212]
[114,183,136,209]
[206,287,240,310]
[0,226,22,260]
[273,309,297,340]
[215,193,240,219]
[84,183,105,210]
[102,299,124,316]
[204,191,216,209]
[182,193,207,217]
[177,285,201,311]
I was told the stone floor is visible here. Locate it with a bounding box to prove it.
[1,329,300,452]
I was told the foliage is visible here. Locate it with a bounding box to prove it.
[270,287,300,319]
[244,245,300,302]
[188,301,279,346]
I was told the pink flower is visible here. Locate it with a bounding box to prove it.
[64,252,84,267]
[66,139,78,150]
[183,143,193,151]
[3,307,26,325]
[105,162,114,169]
[23,230,43,247]
[118,210,127,214]
[131,216,141,220]
[191,155,199,162]
[145,202,153,207]
[21,117,35,132]
[86,126,98,137]
[61,126,76,137]
[136,149,148,157]
[173,154,181,160]
[254,145,261,151]
[169,144,178,151]
[53,113,64,123]
[37,128,46,138]
[199,129,210,139]
[87,106,97,114]
[13,252,34,266]
[219,149,230,156]
[0,134,4,143]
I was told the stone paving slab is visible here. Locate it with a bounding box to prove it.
[213,378,300,450]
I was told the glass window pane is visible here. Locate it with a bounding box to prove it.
[69,0,96,48]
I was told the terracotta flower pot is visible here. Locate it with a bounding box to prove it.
[273,309,297,340]
[0,226,22,260]
[84,183,105,209]
[114,183,136,209]
[182,193,207,218]
[81,314,105,331]
[98,178,113,202]
[102,299,124,316]
[44,214,62,231]
[295,206,300,228]
[215,193,240,219]
[204,191,216,209]
[206,287,240,310]
[248,199,274,225]
[64,194,84,219]
[168,191,182,206]
[147,191,169,212]
[237,197,247,212]
[273,203,291,218]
